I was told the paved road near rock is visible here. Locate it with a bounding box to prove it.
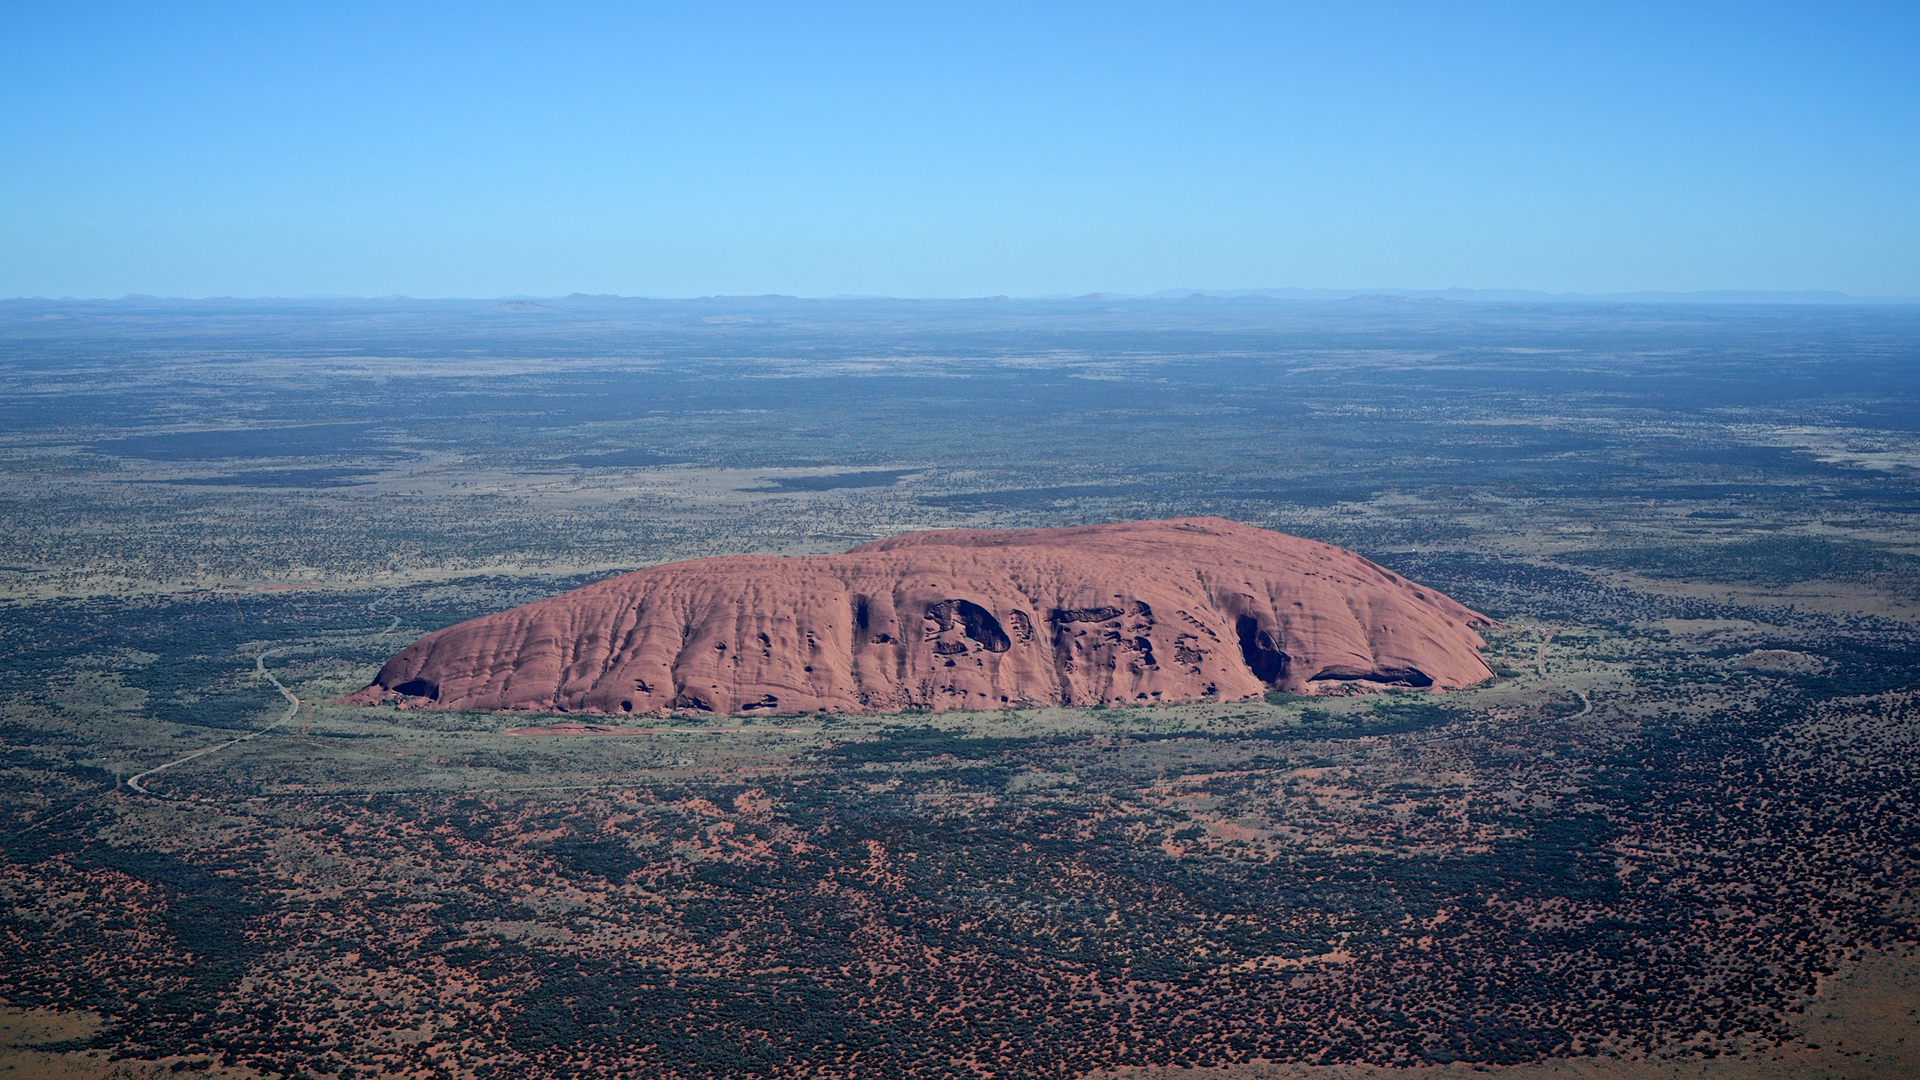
[125,649,300,796]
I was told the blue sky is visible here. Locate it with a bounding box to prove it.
[3,2,1915,298]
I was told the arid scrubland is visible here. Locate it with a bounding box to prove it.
[1,297,1916,1078]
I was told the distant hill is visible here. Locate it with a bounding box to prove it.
[1137,287,1918,305]
[484,300,562,313]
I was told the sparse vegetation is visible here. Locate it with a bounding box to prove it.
[1,298,1916,1078]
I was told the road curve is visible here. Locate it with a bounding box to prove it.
[125,650,300,796]
[368,558,405,635]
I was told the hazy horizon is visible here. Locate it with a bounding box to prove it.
[9,286,1918,305]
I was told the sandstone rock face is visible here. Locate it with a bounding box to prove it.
[347,518,1496,716]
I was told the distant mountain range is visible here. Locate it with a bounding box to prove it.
[1116,287,1917,304]
[6,288,1915,306]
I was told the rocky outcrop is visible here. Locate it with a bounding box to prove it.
[346,518,1496,716]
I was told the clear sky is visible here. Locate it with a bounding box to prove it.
[3,2,1916,299]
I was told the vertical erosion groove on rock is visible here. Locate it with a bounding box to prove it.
[346,517,1497,715]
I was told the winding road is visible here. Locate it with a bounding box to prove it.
[123,565,412,798]
[125,650,301,796]
[367,558,405,635]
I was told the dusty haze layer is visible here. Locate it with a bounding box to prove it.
[348,518,1495,716]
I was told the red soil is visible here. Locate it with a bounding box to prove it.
[346,517,1495,716]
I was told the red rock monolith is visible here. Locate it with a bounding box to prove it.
[345,517,1496,716]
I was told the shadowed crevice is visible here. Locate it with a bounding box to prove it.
[1236,616,1290,685]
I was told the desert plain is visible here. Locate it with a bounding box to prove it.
[1,295,1915,1079]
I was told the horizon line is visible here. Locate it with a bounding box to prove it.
[6,286,1918,306]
